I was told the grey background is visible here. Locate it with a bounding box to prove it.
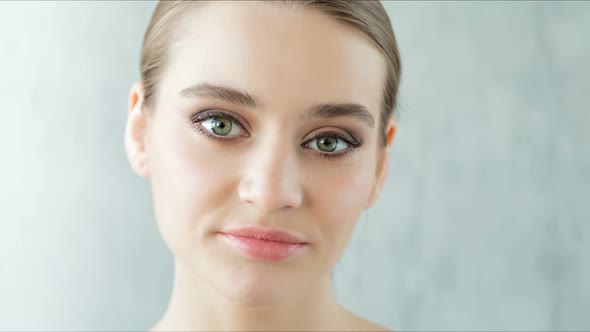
[1,1,588,331]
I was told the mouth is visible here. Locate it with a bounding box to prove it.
[218,226,308,261]
[220,226,308,244]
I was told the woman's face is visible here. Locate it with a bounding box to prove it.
[127,1,394,306]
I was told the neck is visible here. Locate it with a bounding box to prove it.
[150,258,349,331]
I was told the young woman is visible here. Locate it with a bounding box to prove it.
[124,1,401,330]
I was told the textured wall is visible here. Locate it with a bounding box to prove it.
[337,2,590,330]
[0,1,588,330]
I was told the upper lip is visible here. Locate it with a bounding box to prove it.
[220,226,308,244]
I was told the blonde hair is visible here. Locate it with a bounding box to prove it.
[140,0,401,148]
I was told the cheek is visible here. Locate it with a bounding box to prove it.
[147,119,239,254]
[310,161,373,214]
[306,164,374,257]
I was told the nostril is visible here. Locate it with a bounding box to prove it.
[239,183,302,211]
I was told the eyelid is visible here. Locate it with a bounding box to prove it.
[304,129,360,147]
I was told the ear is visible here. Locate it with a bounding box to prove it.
[124,81,150,178]
[366,116,397,209]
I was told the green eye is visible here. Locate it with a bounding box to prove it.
[205,117,232,136]
[317,136,338,152]
[306,134,351,154]
[192,110,249,139]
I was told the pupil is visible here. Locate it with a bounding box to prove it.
[212,117,231,135]
[319,136,337,152]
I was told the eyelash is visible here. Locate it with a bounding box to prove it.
[189,110,362,160]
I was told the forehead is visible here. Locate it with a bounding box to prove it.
[161,1,386,118]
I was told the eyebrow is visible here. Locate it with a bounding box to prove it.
[180,82,375,128]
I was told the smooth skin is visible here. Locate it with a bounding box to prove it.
[125,1,396,331]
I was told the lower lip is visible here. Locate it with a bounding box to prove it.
[220,233,306,261]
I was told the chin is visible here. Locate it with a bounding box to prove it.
[213,271,292,308]
[179,234,315,307]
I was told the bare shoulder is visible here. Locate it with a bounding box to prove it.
[351,318,392,331]
[341,309,393,331]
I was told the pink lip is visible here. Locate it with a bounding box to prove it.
[219,227,308,261]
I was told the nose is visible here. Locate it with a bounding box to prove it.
[238,133,303,212]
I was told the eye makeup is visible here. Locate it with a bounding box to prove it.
[188,109,364,160]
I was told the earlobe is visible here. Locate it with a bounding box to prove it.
[124,82,150,178]
[385,116,397,148]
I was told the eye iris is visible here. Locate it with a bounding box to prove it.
[317,136,337,152]
[211,117,232,135]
